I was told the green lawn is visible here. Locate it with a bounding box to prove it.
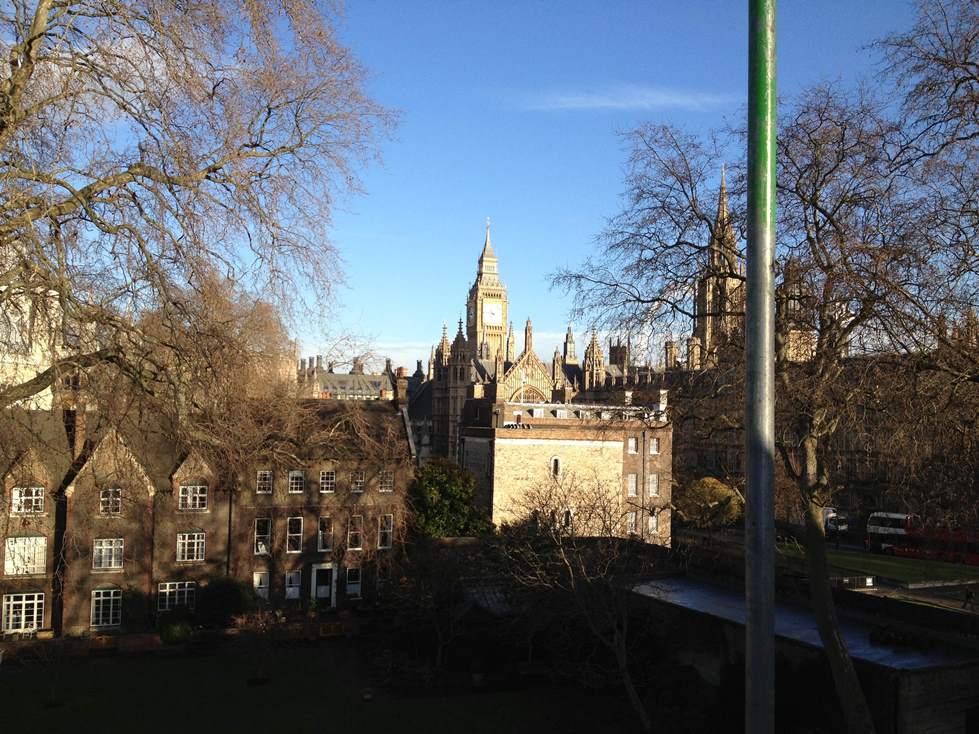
[0,638,637,733]
[777,544,979,585]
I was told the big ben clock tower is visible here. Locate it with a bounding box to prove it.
[467,219,508,358]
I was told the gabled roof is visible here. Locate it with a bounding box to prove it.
[0,409,73,490]
[70,428,156,497]
[172,449,215,485]
[314,372,393,399]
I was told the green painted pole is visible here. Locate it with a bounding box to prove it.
[746,0,776,732]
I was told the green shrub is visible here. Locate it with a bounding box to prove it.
[160,621,194,645]
[196,577,255,627]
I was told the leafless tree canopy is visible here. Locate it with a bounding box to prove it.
[0,0,392,408]
[554,3,977,732]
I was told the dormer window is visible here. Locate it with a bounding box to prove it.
[178,484,207,511]
[11,486,44,515]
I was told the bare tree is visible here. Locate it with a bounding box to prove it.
[555,70,977,730]
[501,474,667,734]
[0,0,392,409]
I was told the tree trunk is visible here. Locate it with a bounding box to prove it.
[803,498,877,733]
[615,641,652,733]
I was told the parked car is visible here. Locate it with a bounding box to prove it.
[823,507,849,535]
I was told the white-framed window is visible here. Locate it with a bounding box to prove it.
[253,571,269,600]
[627,437,638,454]
[99,487,122,516]
[378,514,394,549]
[626,511,637,535]
[317,517,333,552]
[4,536,46,575]
[351,470,366,493]
[158,581,195,611]
[285,571,301,599]
[378,470,394,493]
[176,531,205,562]
[254,518,271,555]
[319,470,336,494]
[650,437,661,455]
[347,515,363,550]
[178,484,208,511]
[286,517,303,553]
[11,486,44,514]
[551,457,561,478]
[627,474,637,497]
[529,408,543,418]
[346,567,361,599]
[256,470,273,494]
[555,409,568,419]
[288,470,305,494]
[92,538,124,571]
[648,473,660,497]
[91,588,122,627]
[2,592,44,633]
[647,513,659,534]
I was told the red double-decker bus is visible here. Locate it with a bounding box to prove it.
[866,512,979,566]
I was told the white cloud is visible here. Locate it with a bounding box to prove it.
[526,83,736,112]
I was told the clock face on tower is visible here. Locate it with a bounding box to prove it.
[483,302,503,326]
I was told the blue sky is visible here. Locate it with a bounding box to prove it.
[310,1,917,371]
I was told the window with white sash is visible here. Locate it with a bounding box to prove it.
[158,581,195,611]
[91,589,122,627]
[2,592,44,632]
[647,473,660,497]
[378,515,394,549]
[285,571,301,599]
[178,484,207,511]
[254,518,271,555]
[4,536,45,575]
[92,538,124,571]
[11,486,44,514]
[286,517,303,553]
[176,532,205,562]
[253,571,269,599]
[346,567,361,599]
[347,515,363,550]
[256,470,273,494]
[100,488,122,515]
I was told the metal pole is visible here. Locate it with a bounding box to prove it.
[746,0,776,732]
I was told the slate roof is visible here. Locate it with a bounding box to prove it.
[315,372,393,399]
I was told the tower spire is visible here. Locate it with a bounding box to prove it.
[479,217,496,262]
[710,165,737,271]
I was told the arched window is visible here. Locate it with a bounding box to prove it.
[550,457,561,478]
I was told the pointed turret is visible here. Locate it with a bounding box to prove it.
[436,323,451,366]
[506,321,515,362]
[523,317,533,355]
[452,318,468,357]
[582,329,606,389]
[563,324,577,363]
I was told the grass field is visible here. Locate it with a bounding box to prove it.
[0,638,637,733]
[777,543,979,585]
